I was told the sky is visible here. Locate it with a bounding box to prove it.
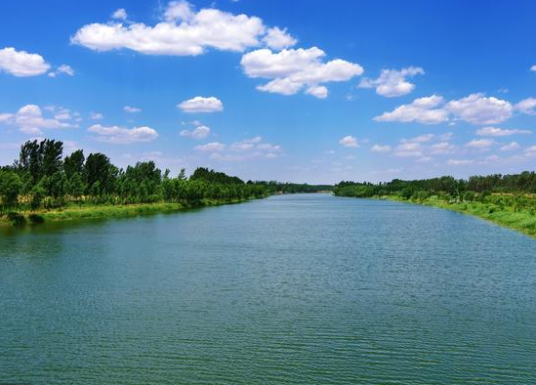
[1,0,536,184]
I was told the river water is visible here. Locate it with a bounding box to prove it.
[1,194,535,384]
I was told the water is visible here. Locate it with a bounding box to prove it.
[1,194,536,384]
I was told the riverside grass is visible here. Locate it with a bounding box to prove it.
[0,198,250,227]
[383,195,536,238]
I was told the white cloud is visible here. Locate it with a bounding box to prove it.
[262,27,297,50]
[430,142,456,155]
[123,105,142,113]
[359,67,424,97]
[375,95,448,124]
[375,93,514,125]
[0,113,13,123]
[48,64,74,78]
[88,124,158,144]
[305,85,328,99]
[339,135,359,148]
[241,47,363,98]
[515,98,536,115]
[370,144,391,153]
[112,8,127,20]
[446,93,513,125]
[257,143,281,151]
[466,138,495,148]
[164,1,195,22]
[178,96,223,113]
[195,141,226,151]
[531,65,536,72]
[180,125,210,139]
[0,104,78,134]
[0,47,50,77]
[476,126,531,137]
[394,141,424,158]
[525,145,536,156]
[447,159,474,166]
[500,142,520,152]
[90,112,103,120]
[401,134,434,143]
[72,1,265,56]
[197,136,282,161]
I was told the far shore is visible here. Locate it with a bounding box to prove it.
[374,195,536,239]
[0,198,253,228]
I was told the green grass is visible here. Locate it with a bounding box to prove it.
[382,195,536,238]
[0,198,252,227]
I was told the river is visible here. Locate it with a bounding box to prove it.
[1,194,535,384]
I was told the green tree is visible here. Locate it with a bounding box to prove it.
[64,150,85,179]
[0,170,23,213]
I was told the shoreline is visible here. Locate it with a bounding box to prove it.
[0,197,256,228]
[371,195,536,239]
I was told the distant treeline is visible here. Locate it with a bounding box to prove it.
[334,173,536,200]
[0,139,330,213]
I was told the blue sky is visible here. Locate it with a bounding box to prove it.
[1,0,536,184]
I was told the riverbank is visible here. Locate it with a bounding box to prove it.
[378,195,536,238]
[0,198,253,227]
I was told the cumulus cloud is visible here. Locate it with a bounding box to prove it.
[370,144,392,153]
[500,142,520,152]
[197,136,282,161]
[180,125,210,139]
[375,93,514,125]
[466,138,495,148]
[389,134,458,160]
[72,1,266,56]
[0,47,50,77]
[447,159,473,166]
[48,64,74,78]
[515,98,536,115]
[241,47,363,98]
[112,8,127,20]
[88,124,158,144]
[359,67,424,97]
[90,112,103,120]
[123,105,142,113]
[262,27,297,50]
[195,141,226,151]
[525,145,536,157]
[178,96,223,113]
[0,104,78,134]
[429,142,456,155]
[446,93,513,125]
[401,134,434,143]
[339,135,359,148]
[229,136,263,151]
[375,95,448,124]
[531,65,536,72]
[476,126,531,137]
[394,141,424,158]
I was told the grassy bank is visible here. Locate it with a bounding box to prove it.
[381,195,536,238]
[0,198,252,227]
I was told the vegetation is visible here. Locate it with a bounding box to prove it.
[334,173,536,238]
[0,139,331,226]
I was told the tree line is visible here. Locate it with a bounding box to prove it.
[334,173,536,211]
[0,139,330,214]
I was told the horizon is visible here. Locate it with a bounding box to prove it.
[1,0,536,184]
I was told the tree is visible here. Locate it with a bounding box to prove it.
[0,170,23,213]
[64,150,85,179]
[18,140,41,184]
[84,153,116,196]
[66,173,85,204]
[30,183,46,211]
[40,139,64,178]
